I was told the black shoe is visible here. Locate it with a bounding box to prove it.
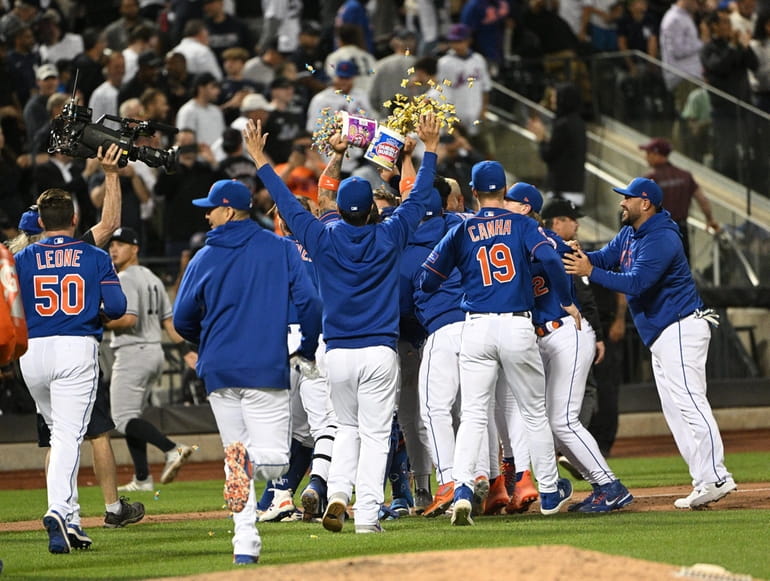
[104,497,146,528]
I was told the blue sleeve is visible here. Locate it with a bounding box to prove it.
[258,164,325,252]
[420,223,459,293]
[287,242,322,359]
[586,231,624,271]
[533,243,573,307]
[399,251,416,316]
[589,231,676,295]
[172,256,203,344]
[382,152,437,248]
[99,254,127,320]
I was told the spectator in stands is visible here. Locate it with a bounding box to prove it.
[640,137,720,260]
[176,72,225,147]
[89,52,126,128]
[435,128,486,209]
[88,155,149,238]
[324,24,377,93]
[25,91,67,164]
[218,47,260,125]
[460,0,511,73]
[580,0,622,52]
[217,127,257,185]
[263,77,305,164]
[5,23,39,106]
[38,9,84,64]
[0,124,26,223]
[23,63,59,148]
[291,21,329,97]
[170,19,222,81]
[242,41,283,90]
[162,51,192,118]
[140,87,171,126]
[750,12,770,113]
[437,24,493,157]
[154,128,223,257]
[104,0,154,52]
[258,0,302,54]
[0,0,39,45]
[122,23,157,86]
[369,29,418,120]
[335,0,374,54]
[70,29,108,104]
[202,0,254,65]
[659,0,707,112]
[119,49,165,104]
[527,82,587,207]
[700,8,758,181]
[730,0,757,38]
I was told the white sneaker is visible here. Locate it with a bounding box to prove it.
[258,489,296,522]
[675,478,737,509]
[118,476,154,492]
[160,445,194,484]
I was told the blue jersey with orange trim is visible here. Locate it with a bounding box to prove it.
[286,233,320,325]
[14,236,126,340]
[421,207,574,313]
[531,228,578,325]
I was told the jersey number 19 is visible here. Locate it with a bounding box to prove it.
[475,243,516,287]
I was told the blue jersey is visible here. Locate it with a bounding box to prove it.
[421,208,573,313]
[400,215,465,335]
[587,210,703,347]
[286,234,320,326]
[174,219,322,393]
[531,228,578,325]
[15,236,126,340]
[259,152,437,351]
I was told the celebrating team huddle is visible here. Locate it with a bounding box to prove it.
[6,112,734,564]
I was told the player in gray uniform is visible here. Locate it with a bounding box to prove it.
[105,227,195,491]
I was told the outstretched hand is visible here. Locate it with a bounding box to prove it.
[563,248,593,277]
[242,120,270,168]
[416,112,440,152]
[98,144,122,173]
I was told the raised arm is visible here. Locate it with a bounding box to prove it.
[317,131,349,212]
[89,144,123,247]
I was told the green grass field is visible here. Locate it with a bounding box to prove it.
[1,451,768,580]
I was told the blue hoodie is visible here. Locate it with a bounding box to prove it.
[587,210,703,347]
[259,153,437,351]
[400,214,465,335]
[173,219,322,393]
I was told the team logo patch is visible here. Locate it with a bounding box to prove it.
[426,250,438,264]
[54,237,64,244]
[483,211,495,217]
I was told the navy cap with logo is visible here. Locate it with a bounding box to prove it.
[337,176,373,212]
[192,179,253,210]
[612,177,663,207]
[505,182,543,213]
[18,206,43,235]
[110,226,140,246]
[541,199,584,220]
[334,60,359,79]
[470,161,506,192]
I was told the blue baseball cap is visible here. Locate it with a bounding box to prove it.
[337,176,373,212]
[424,188,443,218]
[334,60,359,79]
[469,161,506,192]
[18,207,43,235]
[505,182,543,213]
[612,177,663,207]
[192,179,252,210]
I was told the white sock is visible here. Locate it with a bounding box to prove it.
[106,500,122,515]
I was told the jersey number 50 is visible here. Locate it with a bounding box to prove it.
[476,243,515,287]
[33,274,85,316]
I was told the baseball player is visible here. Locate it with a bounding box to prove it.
[257,201,338,523]
[564,177,735,509]
[244,112,440,534]
[105,226,195,492]
[505,183,633,513]
[15,188,127,554]
[174,179,322,564]
[420,161,577,526]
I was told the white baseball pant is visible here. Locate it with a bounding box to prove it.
[650,315,731,487]
[325,345,399,526]
[110,343,164,433]
[209,387,291,557]
[21,335,99,522]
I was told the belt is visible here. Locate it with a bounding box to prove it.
[535,316,570,337]
[467,311,531,320]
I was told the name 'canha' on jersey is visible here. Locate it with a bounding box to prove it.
[467,218,512,241]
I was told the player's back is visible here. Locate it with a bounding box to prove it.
[15,236,125,339]
[447,208,549,313]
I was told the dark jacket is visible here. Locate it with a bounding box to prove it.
[539,83,586,195]
[701,38,758,117]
